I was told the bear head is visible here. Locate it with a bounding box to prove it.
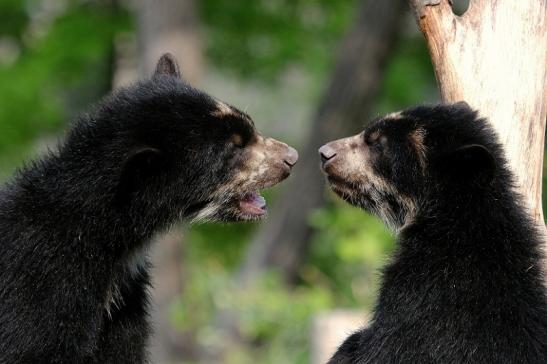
[318,102,503,231]
[65,54,298,224]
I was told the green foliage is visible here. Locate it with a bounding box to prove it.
[172,266,332,364]
[375,36,438,112]
[0,1,128,175]
[0,0,28,38]
[308,197,394,308]
[174,195,394,363]
[200,0,355,80]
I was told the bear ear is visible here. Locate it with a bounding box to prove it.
[453,100,471,110]
[439,144,496,186]
[153,53,181,79]
[115,147,164,207]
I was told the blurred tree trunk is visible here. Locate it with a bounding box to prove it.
[408,0,547,226]
[200,1,407,361]
[133,0,203,362]
[135,0,202,83]
[239,0,407,285]
[200,0,407,363]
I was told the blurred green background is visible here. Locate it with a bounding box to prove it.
[0,0,445,363]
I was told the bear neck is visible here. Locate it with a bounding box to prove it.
[375,181,547,326]
[1,152,185,259]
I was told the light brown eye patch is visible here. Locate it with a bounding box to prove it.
[407,128,427,169]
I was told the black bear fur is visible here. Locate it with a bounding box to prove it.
[320,103,547,363]
[0,54,297,363]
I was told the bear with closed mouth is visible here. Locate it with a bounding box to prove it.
[0,54,298,363]
[320,103,547,363]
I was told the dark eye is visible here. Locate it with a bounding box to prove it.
[378,135,388,148]
[231,133,245,148]
[365,131,381,146]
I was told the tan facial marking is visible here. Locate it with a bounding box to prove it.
[211,101,237,118]
[399,194,418,229]
[385,111,403,120]
[323,132,417,232]
[409,128,427,170]
[324,134,390,201]
[210,135,291,199]
[328,134,368,178]
[354,169,417,232]
[191,204,221,223]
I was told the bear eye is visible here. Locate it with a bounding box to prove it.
[365,131,382,147]
[379,135,388,148]
[365,131,388,154]
[231,133,245,148]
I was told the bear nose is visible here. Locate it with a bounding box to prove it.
[319,144,337,164]
[284,146,299,167]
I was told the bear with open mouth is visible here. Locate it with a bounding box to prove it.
[320,103,547,363]
[0,54,297,363]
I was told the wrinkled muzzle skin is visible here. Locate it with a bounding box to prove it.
[235,134,296,191]
[319,132,416,231]
[193,131,298,222]
[320,133,382,207]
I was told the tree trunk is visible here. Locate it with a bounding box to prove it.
[239,0,408,284]
[135,0,202,83]
[199,3,407,362]
[408,0,547,225]
[133,0,203,362]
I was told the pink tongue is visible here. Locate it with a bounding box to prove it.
[249,194,266,208]
[239,193,266,215]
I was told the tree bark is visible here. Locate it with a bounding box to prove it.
[135,0,202,83]
[239,0,408,284]
[408,0,547,225]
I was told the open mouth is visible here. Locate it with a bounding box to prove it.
[238,192,267,217]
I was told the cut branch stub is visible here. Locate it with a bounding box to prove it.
[409,0,547,225]
[410,0,442,18]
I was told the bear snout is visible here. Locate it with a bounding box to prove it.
[284,146,299,167]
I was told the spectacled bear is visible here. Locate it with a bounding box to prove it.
[0,54,298,363]
[319,103,547,363]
